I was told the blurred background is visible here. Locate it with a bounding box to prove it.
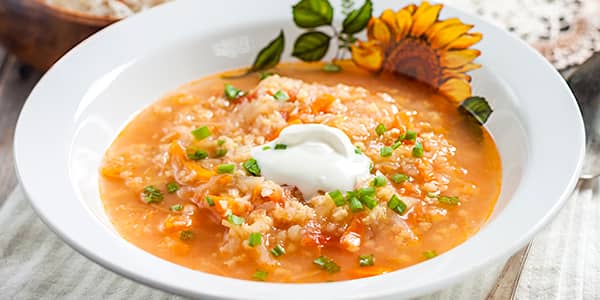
[1,0,599,71]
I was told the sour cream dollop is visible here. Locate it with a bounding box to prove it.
[251,124,372,199]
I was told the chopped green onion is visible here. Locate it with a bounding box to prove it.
[322,63,342,73]
[372,176,387,187]
[426,191,440,198]
[224,83,245,100]
[380,146,393,157]
[187,149,208,160]
[354,146,362,154]
[227,213,245,225]
[388,195,407,215]
[270,244,286,257]
[217,164,235,174]
[439,196,460,205]
[259,72,274,80]
[313,256,341,273]
[396,133,405,142]
[273,90,289,101]
[243,158,261,176]
[262,146,271,151]
[391,140,402,150]
[375,123,387,136]
[349,196,364,212]
[274,143,287,150]
[345,190,358,201]
[205,196,215,207]
[252,270,268,281]
[404,130,417,141]
[166,182,179,194]
[179,230,193,241]
[412,141,424,158]
[248,232,262,247]
[358,187,376,197]
[361,195,378,209]
[369,162,374,172]
[391,173,410,184]
[170,204,183,212]
[217,139,226,146]
[328,190,345,207]
[215,148,228,158]
[142,186,164,203]
[358,254,375,267]
[191,126,211,140]
[423,250,437,259]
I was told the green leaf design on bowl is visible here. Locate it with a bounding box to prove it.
[293,31,331,61]
[249,30,285,73]
[342,0,372,34]
[293,0,334,28]
[460,96,493,124]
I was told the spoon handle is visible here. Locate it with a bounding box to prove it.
[486,244,532,300]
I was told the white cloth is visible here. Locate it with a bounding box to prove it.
[1,181,598,299]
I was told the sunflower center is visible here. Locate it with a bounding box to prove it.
[382,38,443,88]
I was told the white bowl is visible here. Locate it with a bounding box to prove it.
[14,0,584,299]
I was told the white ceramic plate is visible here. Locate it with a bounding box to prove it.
[14,0,584,299]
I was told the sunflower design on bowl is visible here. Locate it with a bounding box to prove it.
[351,1,482,103]
[235,0,492,124]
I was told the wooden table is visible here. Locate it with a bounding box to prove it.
[0,48,41,206]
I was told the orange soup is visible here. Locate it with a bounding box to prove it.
[99,62,501,282]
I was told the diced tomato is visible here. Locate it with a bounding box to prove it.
[302,221,332,248]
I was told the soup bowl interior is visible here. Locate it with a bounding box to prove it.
[14,0,584,299]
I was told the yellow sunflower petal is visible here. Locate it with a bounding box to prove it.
[430,24,474,49]
[445,33,483,50]
[367,18,392,46]
[442,70,472,82]
[411,3,443,37]
[450,63,481,73]
[404,4,418,14]
[425,18,462,39]
[439,78,472,102]
[395,7,415,40]
[440,49,480,68]
[351,41,385,72]
[380,9,399,37]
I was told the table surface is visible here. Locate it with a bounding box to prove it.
[0,47,587,299]
[0,49,41,206]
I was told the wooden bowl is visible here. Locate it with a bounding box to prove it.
[0,0,120,70]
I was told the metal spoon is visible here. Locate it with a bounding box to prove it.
[487,53,600,299]
[568,52,600,179]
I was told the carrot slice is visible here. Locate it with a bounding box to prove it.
[311,94,335,113]
[210,195,248,216]
[100,162,125,179]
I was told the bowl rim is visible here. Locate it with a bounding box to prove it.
[14,0,585,299]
